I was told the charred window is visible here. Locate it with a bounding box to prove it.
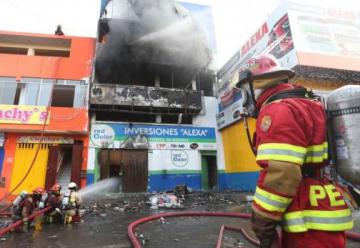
[95,111,156,123]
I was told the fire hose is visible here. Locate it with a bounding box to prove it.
[128,211,360,248]
[0,206,51,237]
[128,211,256,248]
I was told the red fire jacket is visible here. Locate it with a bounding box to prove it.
[252,83,353,248]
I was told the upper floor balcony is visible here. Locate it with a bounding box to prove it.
[89,83,203,114]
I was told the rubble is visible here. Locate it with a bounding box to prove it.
[148,193,184,209]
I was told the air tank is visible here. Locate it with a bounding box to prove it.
[327,85,360,185]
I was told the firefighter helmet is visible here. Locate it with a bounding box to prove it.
[68,182,77,190]
[33,187,44,196]
[51,184,62,193]
[235,54,295,89]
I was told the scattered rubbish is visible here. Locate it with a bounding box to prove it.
[246,195,254,202]
[148,193,184,209]
[174,184,189,200]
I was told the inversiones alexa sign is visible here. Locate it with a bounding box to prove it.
[90,123,216,150]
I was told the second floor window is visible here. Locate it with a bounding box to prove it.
[0,77,88,108]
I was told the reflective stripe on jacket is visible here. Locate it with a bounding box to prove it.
[252,84,352,232]
[283,208,353,232]
[256,142,328,165]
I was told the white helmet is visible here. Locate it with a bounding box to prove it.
[68,182,78,190]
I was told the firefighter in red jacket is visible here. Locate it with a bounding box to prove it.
[11,187,44,232]
[235,54,353,248]
[45,184,63,223]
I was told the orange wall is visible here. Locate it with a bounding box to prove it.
[0,106,88,134]
[0,31,95,80]
[0,133,89,201]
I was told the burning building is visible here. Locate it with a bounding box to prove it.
[87,0,225,193]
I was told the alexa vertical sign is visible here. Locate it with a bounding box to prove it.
[216,3,298,130]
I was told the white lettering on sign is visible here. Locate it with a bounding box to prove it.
[181,129,208,137]
[91,124,115,147]
[171,150,189,168]
[124,127,209,137]
[125,127,179,136]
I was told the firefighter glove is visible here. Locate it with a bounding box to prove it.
[251,211,280,248]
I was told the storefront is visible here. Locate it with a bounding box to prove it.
[0,105,89,198]
[88,122,219,192]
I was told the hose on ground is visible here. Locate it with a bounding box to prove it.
[0,206,51,237]
[128,211,360,248]
[128,211,255,248]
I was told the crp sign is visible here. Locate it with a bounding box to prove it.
[171,150,189,168]
[91,124,115,147]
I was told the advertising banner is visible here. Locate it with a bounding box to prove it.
[149,149,199,171]
[90,123,216,150]
[286,0,360,70]
[216,3,298,130]
[0,105,49,125]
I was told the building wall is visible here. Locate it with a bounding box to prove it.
[220,119,260,191]
[0,31,95,199]
[0,31,95,80]
[193,97,227,188]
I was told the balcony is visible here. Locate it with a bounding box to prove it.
[89,84,203,114]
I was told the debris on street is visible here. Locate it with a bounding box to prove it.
[148,193,184,209]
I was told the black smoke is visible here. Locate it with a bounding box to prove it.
[95,0,212,88]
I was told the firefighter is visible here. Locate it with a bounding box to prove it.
[45,184,63,223]
[62,182,81,224]
[11,190,28,222]
[235,54,353,248]
[11,187,44,232]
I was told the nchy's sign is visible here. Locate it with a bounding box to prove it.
[0,105,49,125]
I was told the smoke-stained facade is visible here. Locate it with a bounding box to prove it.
[88,0,225,192]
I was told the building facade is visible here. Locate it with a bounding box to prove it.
[0,31,96,199]
[87,0,226,192]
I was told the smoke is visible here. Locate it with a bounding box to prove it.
[95,0,212,86]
